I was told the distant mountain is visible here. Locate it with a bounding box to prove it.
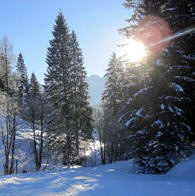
[87,75,105,106]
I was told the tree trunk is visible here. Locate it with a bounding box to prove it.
[32,120,39,170]
[4,153,9,174]
[37,105,44,170]
[9,113,16,174]
[98,129,105,165]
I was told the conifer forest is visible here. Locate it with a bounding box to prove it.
[0,0,194,195]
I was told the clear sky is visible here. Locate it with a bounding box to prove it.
[0,0,130,83]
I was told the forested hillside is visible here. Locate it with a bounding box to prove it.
[0,13,92,175]
[0,0,194,179]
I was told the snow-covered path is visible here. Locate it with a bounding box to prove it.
[0,155,195,196]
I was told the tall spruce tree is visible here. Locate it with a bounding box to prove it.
[16,53,29,116]
[44,12,92,166]
[44,12,72,165]
[159,0,195,142]
[102,52,125,163]
[103,53,124,116]
[69,31,92,159]
[119,0,194,173]
[29,73,41,170]
[23,72,44,170]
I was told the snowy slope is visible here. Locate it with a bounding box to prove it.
[0,118,37,175]
[0,122,100,176]
[0,115,101,175]
[0,154,195,196]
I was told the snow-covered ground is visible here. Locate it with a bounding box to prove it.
[0,118,36,175]
[1,116,195,195]
[0,116,101,175]
[0,153,195,196]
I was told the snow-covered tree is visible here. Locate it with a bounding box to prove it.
[159,0,195,142]
[119,0,194,173]
[0,37,18,174]
[44,12,73,165]
[16,53,29,114]
[102,53,125,163]
[44,12,92,166]
[69,31,92,159]
[23,73,44,170]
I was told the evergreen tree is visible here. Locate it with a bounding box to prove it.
[30,73,41,170]
[159,0,195,142]
[102,53,125,163]
[44,12,72,165]
[69,31,92,159]
[16,53,29,113]
[44,13,92,166]
[103,53,124,115]
[119,0,194,173]
[24,73,44,170]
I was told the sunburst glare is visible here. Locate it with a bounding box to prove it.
[118,39,146,62]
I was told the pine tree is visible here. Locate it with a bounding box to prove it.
[119,0,194,173]
[30,73,41,170]
[102,52,125,163]
[24,73,44,170]
[44,12,72,165]
[159,0,195,142]
[69,31,92,160]
[44,13,92,166]
[103,53,124,115]
[16,53,29,114]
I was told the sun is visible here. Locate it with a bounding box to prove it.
[125,39,146,62]
[118,39,146,62]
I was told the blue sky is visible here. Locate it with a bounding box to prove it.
[0,0,130,83]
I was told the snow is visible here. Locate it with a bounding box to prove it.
[175,76,194,82]
[160,103,165,110]
[136,129,147,135]
[163,48,169,53]
[168,105,174,113]
[157,59,161,66]
[125,117,136,127]
[0,118,37,175]
[124,82,136,89]
[163,95,181,101]
[171,82,184,92]
[171,65,191,70]
[167,7,176,11]
[183,54,195,61]
[156,131,163,137]
[168,153,195,178]
[133,87,150,97]
[0,116,100,175]
[152,120,164,129]
[174,106,182,116]
[0,154,195,196]
[182,123,192,132]
[136,107,143,117]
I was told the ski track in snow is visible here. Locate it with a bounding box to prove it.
[0,154,195,196]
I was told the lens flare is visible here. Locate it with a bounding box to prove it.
[118,39,146,62]
[134,15,171,55]
[148,25,195,48]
